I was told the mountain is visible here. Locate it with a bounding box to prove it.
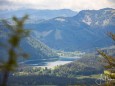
[21,36,59,61]
[0,22,59,62]
[0,9,77,24]
[73,8,115,27]
[25,8,115,51]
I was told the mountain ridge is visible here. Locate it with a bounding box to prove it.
[25,8,115,51]
[0,22,59,62]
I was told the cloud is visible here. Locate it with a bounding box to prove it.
[0,0,115,11]
[0,0,11,5]
[109,0,115,3]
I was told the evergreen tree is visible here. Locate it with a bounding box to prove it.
[0,15,30,86]
[97,32,115,85]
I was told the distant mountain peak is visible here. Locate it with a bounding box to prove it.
[100,8,114,10]
[73,8,115,27]
[0,9,77,20]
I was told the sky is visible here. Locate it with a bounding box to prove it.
[0,0,115,11]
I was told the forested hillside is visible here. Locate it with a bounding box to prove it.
[25,8,115,51]
[5,54,102,86]
[0,21,59,62]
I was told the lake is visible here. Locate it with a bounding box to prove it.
[20,56,80,68]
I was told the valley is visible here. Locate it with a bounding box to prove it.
[0,7,115,86]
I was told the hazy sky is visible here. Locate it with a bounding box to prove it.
[0,0,115,11]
